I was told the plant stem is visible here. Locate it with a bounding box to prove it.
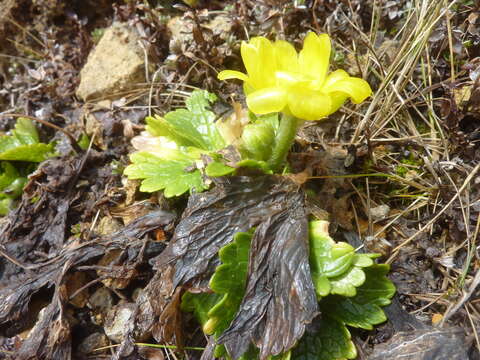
[267,113,298,172]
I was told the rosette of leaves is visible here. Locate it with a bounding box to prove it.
[124,90,302,197]
[181,223,395,360]
[124,90,232,197]
[0,118,54,215]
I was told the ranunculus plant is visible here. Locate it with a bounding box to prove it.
[124,32,394,360]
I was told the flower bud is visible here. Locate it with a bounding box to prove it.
[240,122,275,161]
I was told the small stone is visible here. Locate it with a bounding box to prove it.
[104,303,136,343]
[88,287,114,311]
[76,22,145,101]
[78,332,109,354]
[95,216,123,236]
[370,204,390,221]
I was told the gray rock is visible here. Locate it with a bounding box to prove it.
[89,287,114,311]
[78,332,109,354]
[76,22,145,101]
[370,204,390,221]
[104,302,136,343]
[369,327,468,360]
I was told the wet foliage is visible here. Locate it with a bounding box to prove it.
[155,175,317,359]
[1,0,480,359]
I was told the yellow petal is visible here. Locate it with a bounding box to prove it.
[241,41,260,83]
[218,70,249,81]
[298,32,331,85]
[246,87,287,114]
[324,77,372,104]
[274,40,298,73]
[275,71,309,89]
[322,69,349,89]
[327,93,348,115]
[242,37,276,89]
[287,86,332,121]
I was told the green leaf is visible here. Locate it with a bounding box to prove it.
[78,133,91,150]
[239,113,279,164]
[181,230,253,358]
[292,316,357,360]
[352,264,396,306]
[235,159,272,173]
[12,118,39,144]
[309,221,355,278]
[321,297,386,331]
[181,292,222,326]
[309,221,361,297]
[2,177,28,198]
[205,161,235,177]
[0,118,53,162]
[147,90,225,151]
[0,143,54,162]
[0,197,12,216]
[124,151,207,197]
[206,230,252,335]
[0,162,19,191]
[308,221,381,298]
[328,267,365,297]
[320,264,395,330]
[0,136,22,154]
[241,121,276,161]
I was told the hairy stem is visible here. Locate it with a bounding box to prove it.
[267,113,298,172]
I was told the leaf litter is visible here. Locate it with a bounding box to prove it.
[1,0,480,359]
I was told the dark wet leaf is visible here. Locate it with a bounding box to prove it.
[156,176,301,287]
[0,209,175,345]
[16,283,71,360]
[155,175,318,360]
[218,205,317,359]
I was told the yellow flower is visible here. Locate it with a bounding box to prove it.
[218,32,372,121]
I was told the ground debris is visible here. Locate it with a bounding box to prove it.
[369,326,469,360]
[149,175,317,360]
[0,209,175,358]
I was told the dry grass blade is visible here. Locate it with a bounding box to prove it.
[352,0,456,145]
[387,162,480,263]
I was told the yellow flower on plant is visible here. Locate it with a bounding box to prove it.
[218,32,372,121]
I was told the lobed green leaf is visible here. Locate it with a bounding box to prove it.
[320,264,395,330]
[124,151,207,197]
[146,90,225,151]
[292,316,357,360]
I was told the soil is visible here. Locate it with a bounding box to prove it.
[0,0,479,359]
